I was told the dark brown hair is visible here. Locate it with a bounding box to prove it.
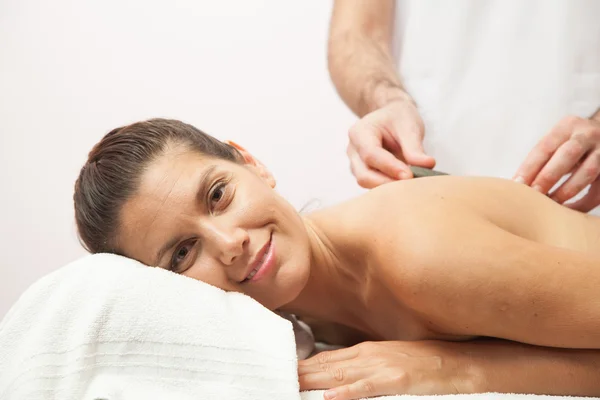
[73,118,242,254]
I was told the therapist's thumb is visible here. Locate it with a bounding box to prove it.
[398,133,436,168]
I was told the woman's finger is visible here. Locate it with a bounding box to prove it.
[550,150,600,204]
[298,365,367,391]
[322,378,394,400]
[298,354,381,376]
[299,345,361,368]
[530,134,591,194]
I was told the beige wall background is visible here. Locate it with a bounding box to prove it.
[0,0,363,318]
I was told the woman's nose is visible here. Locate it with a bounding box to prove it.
[203,221,249,266]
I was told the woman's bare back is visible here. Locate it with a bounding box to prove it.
[365,176,600,255]
[306,176,600,346]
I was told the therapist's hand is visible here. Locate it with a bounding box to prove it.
[514,115,600,212]
[298,340,468,400]
[347,100,436,189]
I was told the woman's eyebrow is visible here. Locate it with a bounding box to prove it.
[153,165,218,267]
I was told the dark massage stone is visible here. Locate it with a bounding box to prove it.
[410,166,449,178]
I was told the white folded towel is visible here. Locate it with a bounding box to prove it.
[301,392,597,400]
[1,253,596,400]
[0,253,299,400]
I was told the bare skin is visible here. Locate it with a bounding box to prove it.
[117,144,600,398]
[294,175,600,345]
[295,176,600,398]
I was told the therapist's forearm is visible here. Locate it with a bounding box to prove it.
[465,340,600,396]
[328,0,413,117]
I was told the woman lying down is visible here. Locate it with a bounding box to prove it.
[74,118,600,400]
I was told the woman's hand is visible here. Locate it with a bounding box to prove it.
[299,339,600,399]
[298,340,474,400]
[514,115,600,212]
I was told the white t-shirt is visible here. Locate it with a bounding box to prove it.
[394,0,600,179]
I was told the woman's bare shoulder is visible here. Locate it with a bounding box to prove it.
[341,175,596,262]
[361,175,567,227]
[316,176,518,233]
[359,175,600,270]
[365,175,536,206]
[312,175,598,256]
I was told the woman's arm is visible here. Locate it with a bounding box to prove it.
[299,339,600,400]
[399,213,600,349]
[467,339,600,395]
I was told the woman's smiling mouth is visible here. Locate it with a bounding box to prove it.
[242,234,275,283]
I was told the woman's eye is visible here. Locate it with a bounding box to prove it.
[211,185,224,203]
[170,241,195,272]
[209,182,228,207]
[175,247,189,261]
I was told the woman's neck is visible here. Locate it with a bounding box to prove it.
[279,213,374,331]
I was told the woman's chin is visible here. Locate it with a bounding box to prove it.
[247,256,310,311]
[278,273,310,309]
[258,287,302,311]
[262,278,308,311]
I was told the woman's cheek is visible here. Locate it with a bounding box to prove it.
[186,259,230,290]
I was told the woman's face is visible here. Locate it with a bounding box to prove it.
[117,145,311,310]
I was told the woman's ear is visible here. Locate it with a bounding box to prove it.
[224,140,276,188]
